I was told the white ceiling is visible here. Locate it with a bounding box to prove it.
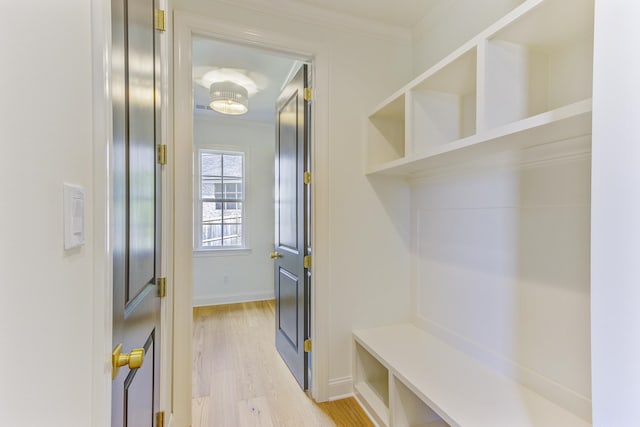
[192,1,443,122]
[288,0,442,28]
[192,37,299,123]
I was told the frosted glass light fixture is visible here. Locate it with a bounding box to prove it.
[209,81,249,115]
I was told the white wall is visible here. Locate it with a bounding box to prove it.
[591,2,640,425]
[0,1,95,425]
[173,0,414,403]
[192,116,276,306]
[411,143,592,418]
[411,0,523,75]
[406,0,595,420]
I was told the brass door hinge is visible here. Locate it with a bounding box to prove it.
[304,339,312,353]
[303,171,311,185]
[157,277,167,298]
[157,144,167,165]
[304,87,312,101]
[154,9,166,32]
[156,411,165,427]
[304,256,311,269]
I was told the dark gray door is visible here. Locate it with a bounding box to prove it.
[111,0,162,425]
[273,64,310,389]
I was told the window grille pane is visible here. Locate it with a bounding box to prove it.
[224,182,242,201]
[223,224,242,246]
[202,201,220,222]
[223,203,242,222]
[223,154,243,178]
[213,183,223,199]
[202,223,223,247]
[201,152,222,176]
[201,177,219,199]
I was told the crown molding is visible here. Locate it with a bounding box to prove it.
[212,0,412,43]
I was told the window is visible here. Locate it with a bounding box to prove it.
[196,149,245,249]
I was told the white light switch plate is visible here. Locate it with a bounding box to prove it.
[64,183,85,250]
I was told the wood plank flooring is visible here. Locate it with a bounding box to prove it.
[193,300,374,427]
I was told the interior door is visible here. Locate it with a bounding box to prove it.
[111,0,162,425]
[273,64,311,389]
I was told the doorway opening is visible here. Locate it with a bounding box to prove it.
[173,14,331,424]
[189,34,314,407]
[190,37,304,306]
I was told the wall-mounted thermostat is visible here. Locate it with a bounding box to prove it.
[64,183,85,250]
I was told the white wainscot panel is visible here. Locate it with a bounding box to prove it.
[415,203,591,401]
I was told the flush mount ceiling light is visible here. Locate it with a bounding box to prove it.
[197,68,262,95]
[209,81,249,115]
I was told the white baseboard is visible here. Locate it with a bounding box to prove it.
[327,376,353,401]
[193,291,274,307]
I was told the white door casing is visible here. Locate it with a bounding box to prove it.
[173,10,331,425]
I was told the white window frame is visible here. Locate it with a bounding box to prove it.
[194,147,247,252]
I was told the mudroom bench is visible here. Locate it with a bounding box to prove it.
[353,324,591,427]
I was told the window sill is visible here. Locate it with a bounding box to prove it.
[193,248,253,258]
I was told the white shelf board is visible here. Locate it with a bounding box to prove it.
[366,99,592,177]
[355,381,390,427]
[354,324,591,427]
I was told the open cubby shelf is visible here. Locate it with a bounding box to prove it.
[353,341,391,426]
[368,98,591,176]
[366,0,594,176]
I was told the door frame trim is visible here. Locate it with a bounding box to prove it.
[90,1,114,425]
[173,10,332,425]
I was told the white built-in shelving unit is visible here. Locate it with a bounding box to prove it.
[356,0,594,425]
[365,0,593,177]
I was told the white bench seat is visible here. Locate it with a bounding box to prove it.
[353,323,591,427]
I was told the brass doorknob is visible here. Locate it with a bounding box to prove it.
[112,344,145,380]
[270,252,283,259]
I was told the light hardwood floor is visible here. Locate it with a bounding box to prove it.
[193,300,374,427]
